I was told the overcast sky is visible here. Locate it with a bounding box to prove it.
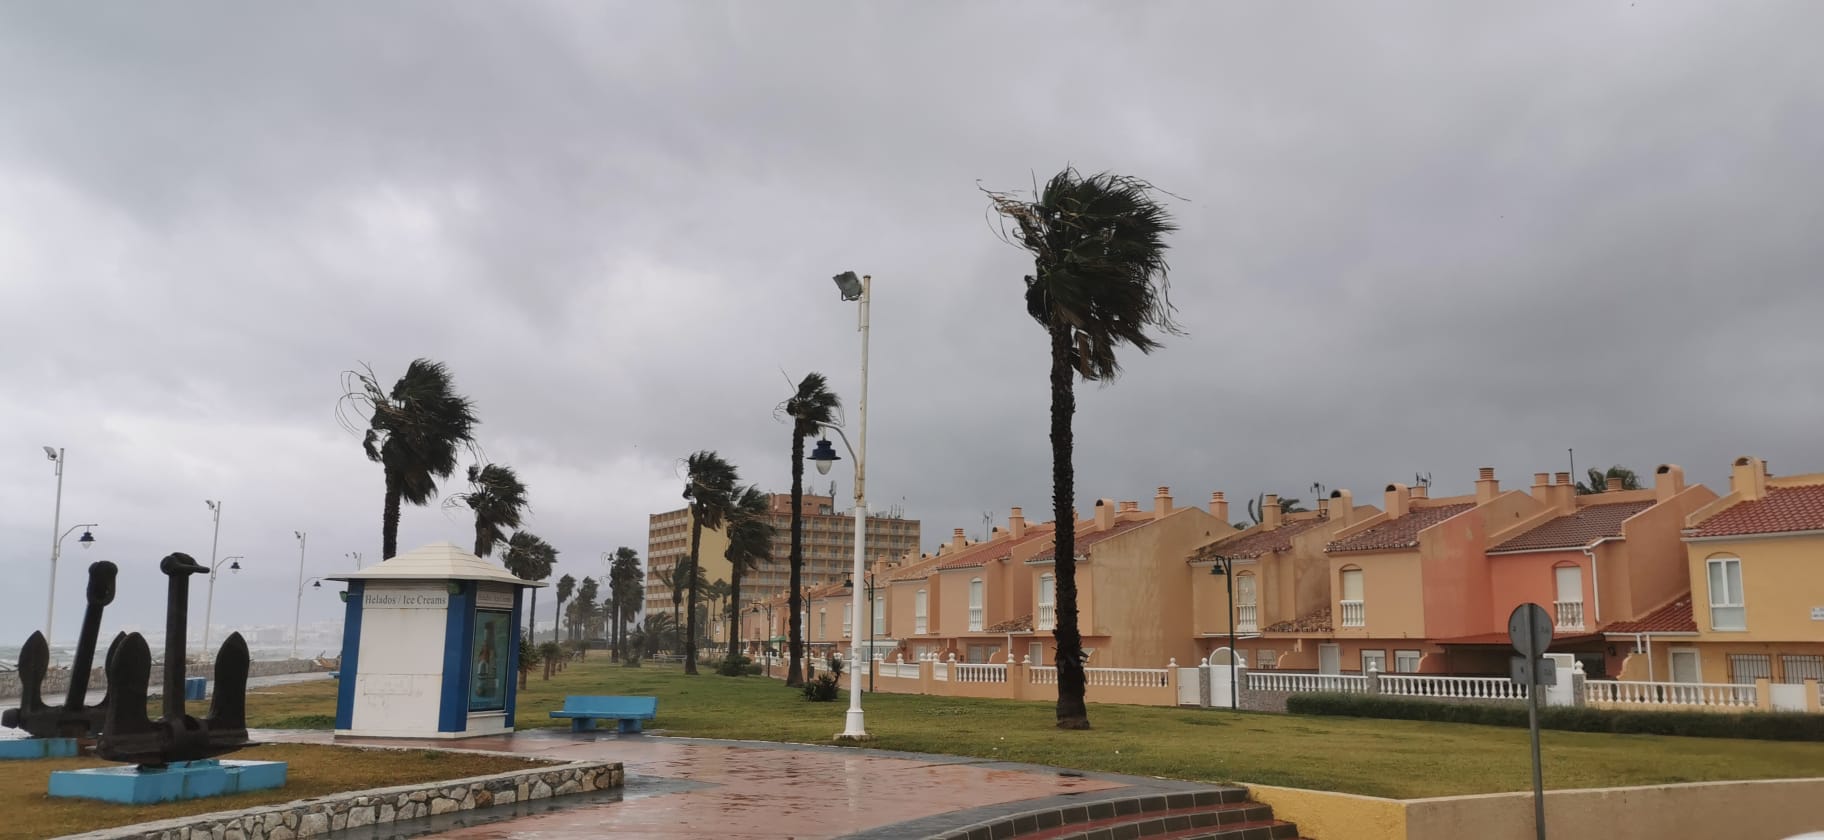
[2,2,1820,649]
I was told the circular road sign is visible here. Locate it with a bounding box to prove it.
[1508,602,1553,659]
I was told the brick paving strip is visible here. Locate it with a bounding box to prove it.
[259,730,1235,839]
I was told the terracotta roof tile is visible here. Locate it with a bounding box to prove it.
[986,614,1033,633]
[1028,519,1150,564]
[1189,515,1329,563]
[1688,483,1824,538]
[1605,595,1697,634]
[1326,503,1475,553]
[1263,606,1332,633]
[1490,501,1654,553]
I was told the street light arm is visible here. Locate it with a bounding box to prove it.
[816,423,859,463]
[59,523,99,544]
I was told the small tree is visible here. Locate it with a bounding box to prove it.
[1577,465,1643,495]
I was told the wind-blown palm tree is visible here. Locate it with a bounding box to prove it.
[450,463,530,559]
[574,576,599,645]
[723,485,774,666]
[1577,465,1642,495]
[503,531,558,642]
[681,451,739,675]
[617,555,644,654]
[988,168,1179,730]
[554,573,576,645]
[342,359,480,560]
[656,567,681,648]
[606,546,640,661]
[779,372,841,685]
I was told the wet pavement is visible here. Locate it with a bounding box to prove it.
[262,729,1190,839]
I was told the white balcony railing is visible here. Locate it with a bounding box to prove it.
[953,663,1008,684]
[1340,600,1365,628]
[1554,600,1585,631]
[1380,674,1528,700]
[1247,672,1370,693]
[1037,602,1056,631]
[968,608,984,632]
[1236,603,1258,634]
[1022,665,1167,688]
[1585,680,1758,708]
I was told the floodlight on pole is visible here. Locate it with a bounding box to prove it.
[821,269,872,741]
[201,500,224,657]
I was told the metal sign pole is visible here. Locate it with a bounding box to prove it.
[1508,602,1552,840]
[1525,607,1546,840]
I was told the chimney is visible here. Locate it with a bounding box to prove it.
[1009,506,1027,539]
[1384,483,1411,519]
[1475,467,1499,505]
[1210,492,1229,524]
[1654,464,1685,503]
[1263,493,1283,531]
[1119,500,1139,513]
[1154,486,1174,520]
[1553,472,1576,513]
[1095,499,1115,531]
[1605,475,1624,492]
[1329,489,1354,527]
[1730,456,1769,501]
[1531,473,1552,504]
[1411,484,1429,500]
[951,528,967,550]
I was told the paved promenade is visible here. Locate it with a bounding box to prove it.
[268,728,1212,839]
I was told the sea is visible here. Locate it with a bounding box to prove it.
[0,640,338,669]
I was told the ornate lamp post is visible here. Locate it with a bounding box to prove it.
[42,446,98,649]
[814,270,873,740]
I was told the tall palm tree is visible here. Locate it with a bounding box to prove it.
[605,546,640,661]
[617,554,644,654]
[554,574,576,645]
[988,168,1179,730]
[574,576,599,643]
[779,372,841,685]
[723,485,775,667]
[449,463,530,559]
[681,451,739,675]
[656,567,681,648]
[342,359,480,560]
[503,531,558,642]
[1577,465,1642,495]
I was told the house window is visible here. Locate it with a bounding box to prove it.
[914,589,928,635]
[1236,572,1258,633]
[1394,650,1422,673]
[1037,574,1056,631]
[1782,655,1824,684]
[872,596,886,636]
[1255,649,1277,669]
[1361,650,1387,674]
[1706,556,1745,630]
[1340,568,1365,627]
[1728,654,1772,685]
[1553,565,1585,630]
[969,578,985,631]
[842,603,852,637]
[1028,641,1044,666]
[818,609,826,640]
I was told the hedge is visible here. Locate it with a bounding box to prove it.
[1284,692,1824,742]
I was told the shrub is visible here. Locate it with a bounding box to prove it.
[802,672,841,702]
[717,654,753,677]
[1285,692,1824,742]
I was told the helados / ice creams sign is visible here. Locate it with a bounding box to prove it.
[362,590,449,609]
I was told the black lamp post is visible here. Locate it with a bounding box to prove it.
[1209,557,1238,709]
[749,603,775,677]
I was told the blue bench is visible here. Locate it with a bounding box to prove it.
[549,695,658,734]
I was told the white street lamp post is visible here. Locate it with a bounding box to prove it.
[292,531,308,660]
[822,270,872,741]
[44,446,65,647]
[202,500,223,657]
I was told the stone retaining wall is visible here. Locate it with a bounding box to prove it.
[0,659,326,699]
[58,758,623,840]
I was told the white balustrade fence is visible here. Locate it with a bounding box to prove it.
[1586,680,1758,709]
[1029,665,1058,685]
[1247,671,1370,693]
[953,663,1008,684]
[1236,604,1258,634]
[1339,600,1366,628]
[1083,667,1171,688]
[877,659,920,679]
[933,658,950,681]
[1380,673,1528,700]
[1037,603,1056,631]
[1554,600,1585,631]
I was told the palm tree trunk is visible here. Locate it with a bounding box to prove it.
[1050,325,1090,730]
[788,431,806,686]
[382,477,403,561]
[684,511,703,675]
[729,563,744,669]
[611,600,621,662]
[528,589,538,644]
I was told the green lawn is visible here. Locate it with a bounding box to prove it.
[252,659,1824,799]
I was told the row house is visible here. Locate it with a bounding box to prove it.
[1607,457,1824,688]
[1208,465,1706,678]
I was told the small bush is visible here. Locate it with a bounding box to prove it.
[718,654,754,677]
[802,672,840,702]
[1285,692,1824,742]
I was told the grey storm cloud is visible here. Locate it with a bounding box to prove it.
[1,2,1821,642]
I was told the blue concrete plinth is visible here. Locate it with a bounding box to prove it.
[0,738,80,760]
[49,759,288,803]
[184,677,208,701]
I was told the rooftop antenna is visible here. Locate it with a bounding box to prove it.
[1414,472,1432,489]
[981,510,993,541]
